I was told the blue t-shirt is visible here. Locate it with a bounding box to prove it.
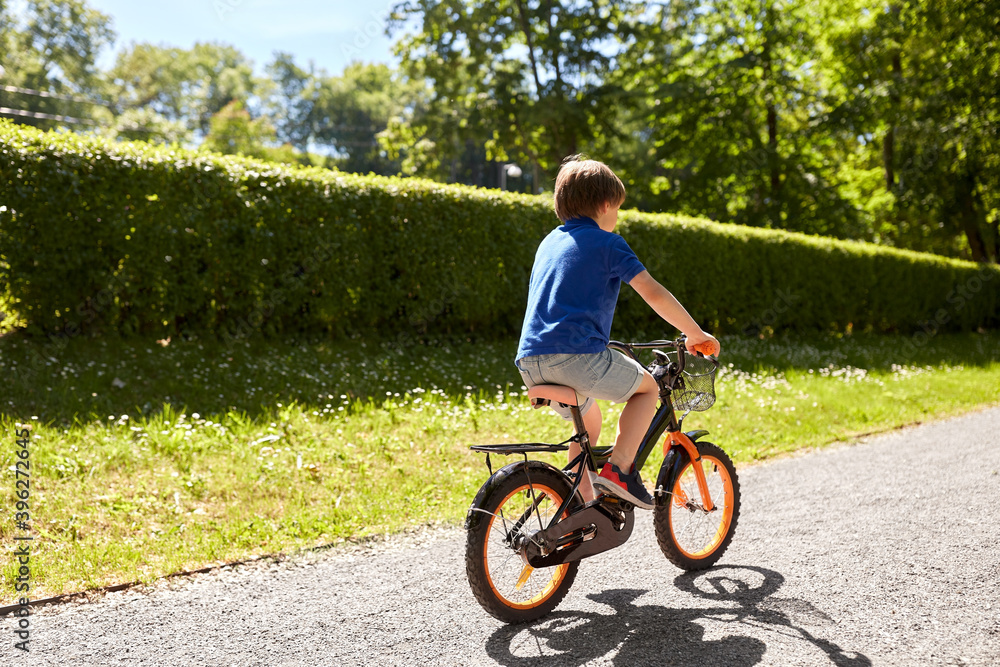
[516,216,646,361]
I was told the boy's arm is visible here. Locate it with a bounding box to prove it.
[628,270,721,355]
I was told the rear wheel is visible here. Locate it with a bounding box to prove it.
[466,467,580,623]
[654,442,740,570]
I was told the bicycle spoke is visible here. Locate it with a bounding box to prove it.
[654,445,739,571]
[486,506,561,595]
[672,470,728,555]
[490,548,522,582]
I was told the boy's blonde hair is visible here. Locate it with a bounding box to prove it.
[553,155,626,222]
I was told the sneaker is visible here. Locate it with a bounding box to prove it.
[593,462,655,510]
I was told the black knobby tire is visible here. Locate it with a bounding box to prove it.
[654,441,740,570]
[466,467,580,623]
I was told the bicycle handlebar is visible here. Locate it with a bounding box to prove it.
[608,336,720,375]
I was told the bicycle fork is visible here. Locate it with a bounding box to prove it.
[663,430,715,512]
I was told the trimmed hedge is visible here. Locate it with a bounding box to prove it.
[616,214,1000,336]
[1,119,997,341]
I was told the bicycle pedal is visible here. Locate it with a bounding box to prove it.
[599,496,634,512]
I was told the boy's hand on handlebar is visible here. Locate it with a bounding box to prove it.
[684,331,720,357]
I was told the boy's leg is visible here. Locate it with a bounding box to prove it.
[578,351,657,509]
[519,351,656,504]
[606,371,658,472]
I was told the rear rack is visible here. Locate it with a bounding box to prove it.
[469,442,570,455]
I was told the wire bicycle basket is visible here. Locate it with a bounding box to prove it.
[672,355,718,412]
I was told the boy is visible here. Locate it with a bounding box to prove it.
[515,156,720,509]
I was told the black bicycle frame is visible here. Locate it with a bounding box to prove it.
[546,341,685,530]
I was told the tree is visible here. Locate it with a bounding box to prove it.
[0,0,115,129]
[896,0,1000,263]
[106,106,189,144]
[385,0,646,188]
[314,62,413,174]
[264,51,316,151]
[107,41,258,137]
[201,99,276,157]
[263,55,415,175]
[829,0,1000,261]
[376,58,493,184]
[617,0,864,237]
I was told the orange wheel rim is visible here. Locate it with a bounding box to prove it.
[669,456,734,559]
[483,483,571,610]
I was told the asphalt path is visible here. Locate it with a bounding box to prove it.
[10,407,1000,666]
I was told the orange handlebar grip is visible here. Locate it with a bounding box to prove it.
[692,340,720,357]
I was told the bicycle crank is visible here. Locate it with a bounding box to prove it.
[523,499,634,567]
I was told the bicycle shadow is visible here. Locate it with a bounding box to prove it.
[484,566,871,667]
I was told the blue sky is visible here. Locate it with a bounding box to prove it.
[87,0,398,75]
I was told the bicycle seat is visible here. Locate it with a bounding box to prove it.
[527,384,579,408]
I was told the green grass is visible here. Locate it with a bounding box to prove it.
[1,330,998,601]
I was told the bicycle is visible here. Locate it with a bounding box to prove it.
[464,337,741,623]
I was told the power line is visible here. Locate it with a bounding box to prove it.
[1,84,111,107]
[0,106,96,125]
[0,107,162,133]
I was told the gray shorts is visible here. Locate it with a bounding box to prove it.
[516,348,647,420]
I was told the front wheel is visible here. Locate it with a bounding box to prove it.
[654,441,740,570]
[466,466,580,623]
